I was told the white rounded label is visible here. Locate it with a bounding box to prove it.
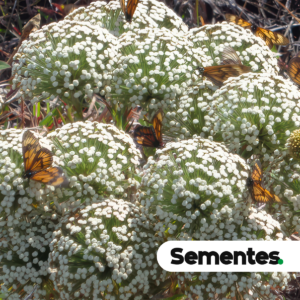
[157,241,300,272]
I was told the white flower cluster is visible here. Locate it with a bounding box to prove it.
[138,0,188,35]
[138,136,250,240]
[105,27,204,110]
[210,73,300,159]
[163,81,217,139]
[0,216,55,299]
[187,23,279,75]
[47,121,141,199]
[65,0,188,37]
[48,198,166,300]
[12,20,117,105]
[262,158,300,235]
[66,0,158,37]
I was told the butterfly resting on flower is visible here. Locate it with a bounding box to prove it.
[246,160,281,204]
[22,130,69,187]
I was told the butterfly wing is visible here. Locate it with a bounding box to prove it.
[133,125,161,148]
[119,0,126,14]
[221,46,242,65]
[22,131,52,174]
[22,131,42,172]
[31,167,69,187]
[203,65,251,86]
[125,0,139,22]
[225,14,252,29]
[288,57,300,85]
[152,109,163,144]
[248,160,282,203]
[273,194,282,204]
[251,184,274,203]
[251,160,262,184]
[256,27,289,49]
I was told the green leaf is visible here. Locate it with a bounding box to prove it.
[37,102,40,117]
[39,108,57,127]
[271,45,277,53]
[0,61,10,70]
[143,147,156,157]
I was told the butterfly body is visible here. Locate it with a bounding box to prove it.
[23,171,37,179]
[22,131,69,187]
[196,46,251,86]
[250,24,257,33]
[247,160,282,204]
[120,0,139,22]
[225,14,289,49]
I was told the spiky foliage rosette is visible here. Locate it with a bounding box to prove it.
[65,0,187,37]
[105,27,207,112]
[162,81,217,140]
[187,23,279,76]
[48,198,167,300]
[47,122,141,202]
[137,136,250,240]
[0,216,58,300]
[12,20,117,113]
[209,73,300,159]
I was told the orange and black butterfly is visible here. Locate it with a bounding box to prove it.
[196,46,251,86]
[120,0,139,22]
[246,160,282,203]
[225,14,289,49]
[288,54,300,86]
[22,131,69,187]
[133,110,163,148]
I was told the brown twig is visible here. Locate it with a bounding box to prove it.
[239,0,249,18]
[273,0,300,23]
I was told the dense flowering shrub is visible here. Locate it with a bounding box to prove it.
[48,122,141,199]
[12,20,117,114]
[49,198,166,300]
[4,0,299,299]
[163,81,217,139]
[0,216,58,300]
[210,73,300,159]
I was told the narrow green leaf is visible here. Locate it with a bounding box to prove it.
[39,109,57,127]
[0,61,10,70]
[37,102,40,117]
